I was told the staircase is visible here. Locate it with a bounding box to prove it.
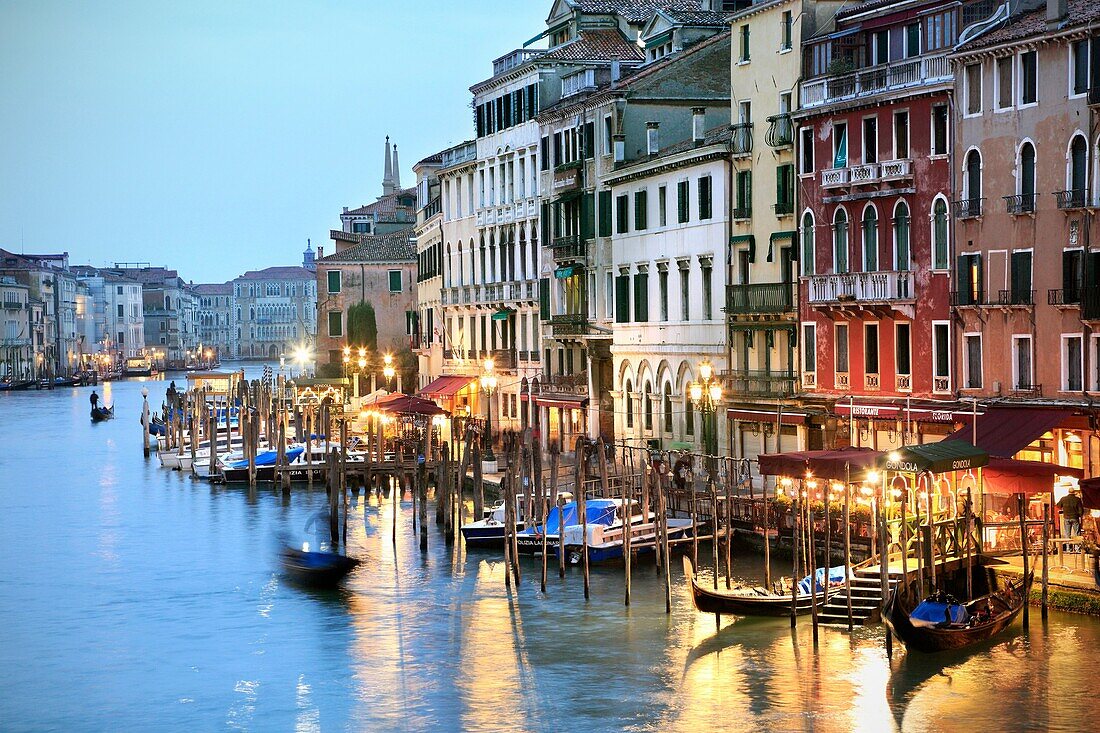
[818,565,899,627]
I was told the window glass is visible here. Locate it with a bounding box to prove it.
[327,270,341,293]
[388,270,402,292]
[1020,51,1037,104]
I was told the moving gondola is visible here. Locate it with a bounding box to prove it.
[279,546,360,587]
[682,556,841,617]
[882,572,1032,654]
[90,405,114,422]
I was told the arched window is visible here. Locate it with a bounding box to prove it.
[932,198,949,269]
[893,201,910,271]
[862,205,878,272]
[1019,142,1036,211]
[624,379,634,429]
[833,208,849,274]
[644,382,653,431]
[964,149,982,216]
[801,211,815,276]
[663,383,673,433]
[1069,135,1088,206]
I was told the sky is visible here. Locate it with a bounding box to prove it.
[0,0,548,283]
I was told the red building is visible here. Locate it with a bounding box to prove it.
[795,0,964,448]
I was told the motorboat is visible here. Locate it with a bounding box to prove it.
[221,446,306,483]
[560,508,695,564]
[515,497,627,556]
[280,545,359,587]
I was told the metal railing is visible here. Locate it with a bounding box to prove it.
[489,348,516,370]
[1003,193,1037,215]
[996,289,1034,306]
[952,198,984,219]
[724,369,796,397]
[950,289,985,306]
[773,201,794,216]
[549,313,589,336]
[765,114,793,148]
[551,234,587,261]
[808,271,913,303]
[1049,288,1080,306]
[731,123,753,156]
[725,283,793,314]
[800,52,951,108]
[733,205,752,220]
[1055,189,1090,210]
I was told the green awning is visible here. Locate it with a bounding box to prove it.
[731,234,755,263]
[491,309,513,321]
[881,441,989,475]
[770,230,796,242]
[554,264,583,279]
[553,189,583,205]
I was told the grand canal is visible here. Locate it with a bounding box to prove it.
[1,372,1097,732]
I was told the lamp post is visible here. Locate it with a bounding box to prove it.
[480,357,498,466]
[383,353,396,391]
[689,359,723,473]
[342,345,351,381]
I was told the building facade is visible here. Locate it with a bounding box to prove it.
[0,249,81,376]
[1,276,33,379]
[72,266,146,364]
[194,282,234,360]
[231,266,317,360]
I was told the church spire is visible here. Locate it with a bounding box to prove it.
[391,144,401,190]
[382,135,394,196]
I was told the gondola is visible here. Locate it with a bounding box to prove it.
[0,379,35,391]
[279,546,360,587]
[90,405,114,421]
[882,572,1032,654]
[682,556,836,617]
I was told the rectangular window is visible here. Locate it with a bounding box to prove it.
[598,190,612,237]
[603,115,613,154]
[1064,335,1083,392]
[735,170,752,217]
[633,272,648,322]
[701,266,712,319]
[800,127,814,174]
[1063,249,1083,303]
[634,190,648,231]
[677,180,689,223]
[680,266,690,320]
[615,274,630,323]
[776,164,793,212]
[864,323,879,375]
[697,176,712,220]
[893,111,909,160]
[873,29,889,65]
[965,334,982,388]
[1020,51,1037,105]
[604,271,613,320]
[616,194,629,234]
[996,56,1013,110]
[780,11,793,50]
[658,268,669,321]
[832,122,847,167]
[905,23,920,58]
[931,105,949,155]
[1071,40,1089,96]
[388,270,402,292]
[584,121,595,159]
[739,24,750,62]
[327,270,342,294]
[835,323,849,375]
[327,310,343,337]
[802,324,816,373]
[540,137,550,171]
[965,63,982,115]
[933,322,950,390]
[957,253,983,305]
[1013,335,1032,390]
[658,185,667,226]
[117,304,124,318]
[895,323,911,376]
[1010,250,1032,304]
[862,116,877,164]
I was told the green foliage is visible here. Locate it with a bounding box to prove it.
[347,300,378,352]
[316,361,342,379]
[1026,587,1100,616]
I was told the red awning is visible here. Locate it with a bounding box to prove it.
[535,393,589,408]
[418,375,474,398]
[727,408,807,425]
[758,448,879,481]
[982,457,1082,496]
[942,407,1069,458]
[1080,477,1100,510]
[834,402,966,423]
[375,393,448,416]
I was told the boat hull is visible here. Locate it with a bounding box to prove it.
[280,548,359,587]
[682,557,821,616]
[90,406,114,422]
[562,524,693,564]
[460,522,525,548]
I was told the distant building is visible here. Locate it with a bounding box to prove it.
[71,266,146,364]
[105,266,198,367]
[231,266,317,360]
[340,138,419,236]
[193,282,234,360]
[1,276,33,379]
[0,249,81,376]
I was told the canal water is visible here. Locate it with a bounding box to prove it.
[2,372,1097,732]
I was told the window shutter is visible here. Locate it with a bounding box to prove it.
[698,176,712,219]
[598,190,612,237]
[615,274,630,323]
[634,191,647,230]
[539,278,550,321]
[634,273,649,322]
[956,255,970,305]
[581,193,595,240]
[540,202,551,244]
[677,181,688,223]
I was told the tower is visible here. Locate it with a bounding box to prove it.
[382,135,395,196]
[391,144,401,190]
[302,238,315,272]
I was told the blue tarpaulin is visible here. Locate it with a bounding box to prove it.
[910,600,969,628]
[532,499,619,535]
[797,566,848,595]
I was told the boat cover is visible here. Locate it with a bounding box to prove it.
[525,499,619,535]
[797,566,848,595]
[226,446,304,469]
[909,600,969,628]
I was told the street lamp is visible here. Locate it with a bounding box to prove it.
[480,357,497,461]
[342,345,351,380]
[383,353,395,388]
[689,358,723,461]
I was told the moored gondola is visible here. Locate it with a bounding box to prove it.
[682,556,838,617]
[883,573,1032,654]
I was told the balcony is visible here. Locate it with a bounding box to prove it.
[489,348,516,370]
[1003,193,1037,215]
[1049,288,1081,306]
[800,52,951,108]
[765,114,793,148]
[950,289,985,307]
[878,159,912,180]
[733,205,752,220]
[773,201,794,216]
[821,167,849,188]
[895,373,912,392]
[952,198,983,219]
[541,372,588,395]
[419,196,441,220]
[865,373,880,390]
[551,235,588,261]
[725,369,796,397]
[725,283,793,315]
[1055,189,1091,210]
[996,289,1034,306]
[933,375,950,393]
[802,371,816,389]
[731,123,753,156]
[836,372,850,390]
[808,271,914,305]
[849,163,879,185]
[549,313,589,336]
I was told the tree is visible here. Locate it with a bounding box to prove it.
[347,300,378,352]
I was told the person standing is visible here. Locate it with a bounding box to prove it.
[1057,489,1084,544]
[89,390,99,409]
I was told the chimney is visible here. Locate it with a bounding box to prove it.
[1047,0,1067,27]
[343,206,349,213]
[318,245,324,259]
[611,60,621,85]
[613,133,626,163]
[692,107,706,144]
[646,121,659,156]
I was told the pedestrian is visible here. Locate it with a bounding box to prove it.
[1056,488,1084,545]
[89,390,99,409]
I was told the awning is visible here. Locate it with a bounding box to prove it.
[835,401,965,423]
[882,442,988,474]
[983,457,1082,496]
[1081,477,1100,510]
[942,406,1069,458]
[553,189,582,205]
[375,393,448,416]
[535,393,589,408]
[491,308,513,321]
[417,375,474,398]
[727,408,807,426]
[758,448,879,481]
[731,234,755,263]
[554,264,582,279]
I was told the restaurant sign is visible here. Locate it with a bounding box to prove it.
[553,168,580,195]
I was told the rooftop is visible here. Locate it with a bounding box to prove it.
[542,29,644,62]
[321,229,416,264]
[342,187,418,220]
[234,266,315,282]
[573,0,705,25]
[958,0,1100,51]
[192,282,233,295]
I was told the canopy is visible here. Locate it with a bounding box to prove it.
[375,393,448,416]
[538,499,620,533]
[1080,477,1100,510]
[535,392,588,408]
[982,457,1082,496]
[417,375,474,398]
[942,406,1068,458]
[758,448,879,481]
[882,441,988,474]
[491,309,513,321]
